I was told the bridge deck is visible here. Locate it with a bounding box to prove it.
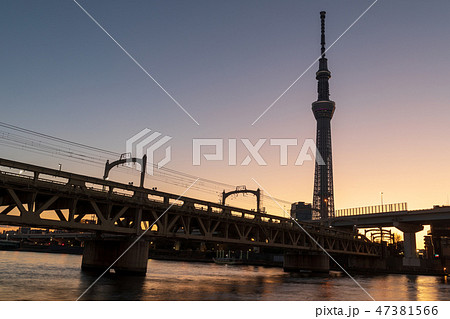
[330,207,450,228]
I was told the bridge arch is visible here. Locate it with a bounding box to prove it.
[104,153,147,188]
[222,186,261,213]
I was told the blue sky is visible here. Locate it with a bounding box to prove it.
[1,0,450,213]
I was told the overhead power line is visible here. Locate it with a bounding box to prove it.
[0,122,294,208]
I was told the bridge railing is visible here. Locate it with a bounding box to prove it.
[335,202,407,217]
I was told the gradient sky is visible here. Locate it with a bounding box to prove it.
[1,0,450,238]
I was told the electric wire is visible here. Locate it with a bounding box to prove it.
[0,122,294,212]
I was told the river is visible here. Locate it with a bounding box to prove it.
[0,251,448,301]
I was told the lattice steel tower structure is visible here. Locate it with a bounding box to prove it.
[312,11,336,220]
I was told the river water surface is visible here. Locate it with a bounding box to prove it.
[0,251,448,301]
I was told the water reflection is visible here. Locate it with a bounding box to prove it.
[79,272,147,301]
[0,251,448,301]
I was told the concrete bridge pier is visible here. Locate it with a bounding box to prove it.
[81,238,149,275]
[283,252,329,273]
[394,222,423,267]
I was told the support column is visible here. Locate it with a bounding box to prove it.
[283,252,329,273]
[394,222,423,267]
[82,238,149,275]
[114,240,149,274]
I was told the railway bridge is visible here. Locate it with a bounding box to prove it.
[0,158,381,274]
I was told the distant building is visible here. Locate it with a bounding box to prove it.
[429,223,450,268]
[18,227,31,234]
[18,227,49,235]
[291,202,313,221]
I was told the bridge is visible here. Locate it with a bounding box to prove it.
[0,157,381,274]
[332,206,450,228]
[329,205,450,267]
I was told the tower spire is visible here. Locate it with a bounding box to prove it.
[312,11,336,220]
[320,11,326,57]
[317,11,330,101]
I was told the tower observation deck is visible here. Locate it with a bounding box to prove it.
[312,11,336,220]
